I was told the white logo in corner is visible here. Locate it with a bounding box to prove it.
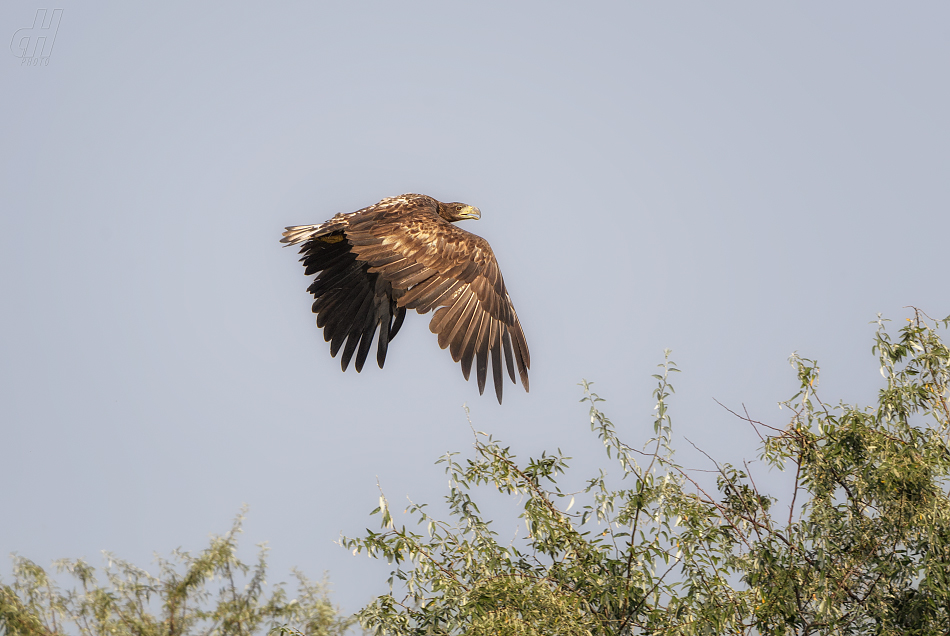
[11,9,63,66]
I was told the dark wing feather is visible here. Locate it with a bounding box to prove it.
[339,290,375,371]
[283,216,402,373]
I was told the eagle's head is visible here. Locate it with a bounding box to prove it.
[438,201,481,223]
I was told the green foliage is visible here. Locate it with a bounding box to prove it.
[344,309,950,635]
[0,510,352,636]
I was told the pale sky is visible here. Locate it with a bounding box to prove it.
[2,1,949,616]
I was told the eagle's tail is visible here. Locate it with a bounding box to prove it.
[281,210,362,246]
[280,224,325,246]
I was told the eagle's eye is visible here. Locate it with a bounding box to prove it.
[456,205,463,211]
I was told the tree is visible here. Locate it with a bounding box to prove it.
[344,309,950,635]
[0,510,353,636]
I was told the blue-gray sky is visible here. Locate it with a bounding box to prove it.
[2,1,949,616]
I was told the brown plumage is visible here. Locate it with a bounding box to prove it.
[281,193,530,403]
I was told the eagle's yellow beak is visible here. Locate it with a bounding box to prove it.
[459,205,481,220]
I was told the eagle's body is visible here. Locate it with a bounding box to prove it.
[281,193,529,403]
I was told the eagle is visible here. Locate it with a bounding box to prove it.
[281,193,530,403]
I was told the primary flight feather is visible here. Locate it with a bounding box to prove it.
[281,193,530,403]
